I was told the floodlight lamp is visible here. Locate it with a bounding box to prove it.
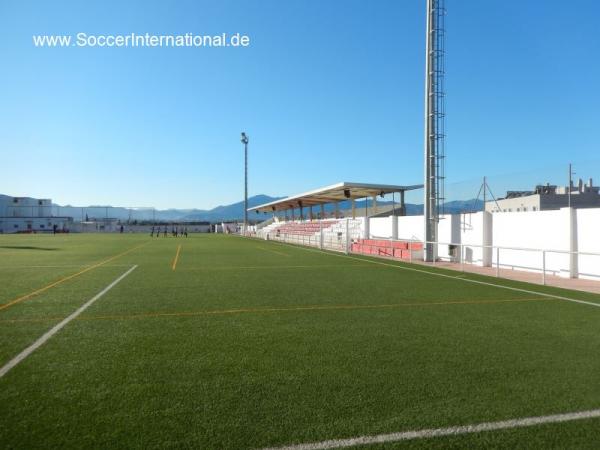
[343,189,351,198]
[380,191,385,198]
[241,132,249,144]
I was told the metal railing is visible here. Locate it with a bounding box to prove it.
[253,225,600,285]
[423,240,600,284]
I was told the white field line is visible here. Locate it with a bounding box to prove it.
[263,408,600,450]
[0,265,137,379]
[264,238,600,309]
[178,264,372,271]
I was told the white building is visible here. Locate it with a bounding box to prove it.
[486,179,600,213]
[0,195,73,233]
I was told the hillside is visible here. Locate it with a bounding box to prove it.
[2,194,484,222]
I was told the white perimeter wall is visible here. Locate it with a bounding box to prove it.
[0,217,71,233]
[365,207,600,279]
[492,209,570,276]
[397,216,425,241]
[370,217,395,238]
[576,208,600,279]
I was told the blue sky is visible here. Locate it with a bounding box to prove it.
[0,0,598,209]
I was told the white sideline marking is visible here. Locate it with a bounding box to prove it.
[263,408,600,450]
[266,239,600,309]
[0,265,137,379]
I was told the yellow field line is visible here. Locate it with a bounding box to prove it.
[172,244,182,271]
[0,297,551,324]
[0,241,149,313]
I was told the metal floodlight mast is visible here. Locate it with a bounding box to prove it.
[424,0,446,262]
[241,132,249,234]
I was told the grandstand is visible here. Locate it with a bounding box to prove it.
[248,181,600,293]
[271,219,337,236]
[249,182,421,253]
[250,181,422,219]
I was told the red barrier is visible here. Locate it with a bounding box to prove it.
[351,239,420,260]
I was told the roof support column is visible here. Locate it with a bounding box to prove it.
[482,211,493,267]
[363,216,370,239]
[309,206,313,221]
[372,195,378,215]
[400,190,406,216]
[335,202,339,219]
[351,199,356,219]
[569,207,579,278]
[320,204,325,219]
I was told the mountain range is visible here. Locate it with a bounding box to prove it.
[46,195,484,222]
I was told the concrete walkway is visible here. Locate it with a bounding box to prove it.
[411,259,600,295]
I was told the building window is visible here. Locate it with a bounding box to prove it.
[13,224,18,228]
[40,224,45,228]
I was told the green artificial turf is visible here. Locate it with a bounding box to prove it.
[1,233,600,449]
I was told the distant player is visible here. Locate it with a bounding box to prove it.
[150,226,154,237]
[184,227,188,238]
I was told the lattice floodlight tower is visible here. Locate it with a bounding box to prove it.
[423,0,446,262]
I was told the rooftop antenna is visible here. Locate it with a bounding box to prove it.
[472,176,502,213]
[424,0,446,261]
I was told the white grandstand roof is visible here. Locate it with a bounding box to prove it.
[248,182,423,213]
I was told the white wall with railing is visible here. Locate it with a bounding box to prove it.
[491,209,570,276]
[577,208,600,279]
[361,207,600,280]
[247,207,600,281]
[456,212,486,265]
